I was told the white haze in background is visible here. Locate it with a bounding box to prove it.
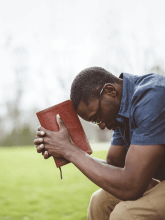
[0,0,165,130]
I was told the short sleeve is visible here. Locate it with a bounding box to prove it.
[111,127,125,146]
[131,87,165,145]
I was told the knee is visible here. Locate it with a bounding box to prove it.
[110,202,131,220]
[88,189,102,214]
[88,188,109,220]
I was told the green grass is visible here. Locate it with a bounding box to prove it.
[0,146,107,220]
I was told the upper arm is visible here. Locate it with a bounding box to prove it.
[124,144,165,199]
[107,127,128,168]
[106,145,127,168]
[111,127,126,147]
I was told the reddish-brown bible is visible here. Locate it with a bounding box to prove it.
[36,100,93,168]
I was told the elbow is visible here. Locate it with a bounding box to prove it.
[112,180,145,201]
[121,192,143,201]
[105,189,141,201]
[104,185,143,201]
[120,185,145,201]
[119,174,149,201]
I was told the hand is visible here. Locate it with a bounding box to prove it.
[34,114,77,159]
[34,128,66,159]
[34,129,51,159]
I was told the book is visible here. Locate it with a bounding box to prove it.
[36,100,93,168]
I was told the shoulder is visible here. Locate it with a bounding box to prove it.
[132,73,165,111]
[130,74,165,145]
[134,73,165,85]
[134,73,165,95]
[130,73,165,129]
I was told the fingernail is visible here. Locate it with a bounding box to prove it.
[57,114,60,119]
[40,131,44,135]
[39,138,43,142]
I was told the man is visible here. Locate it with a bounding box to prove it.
[34,67,165,220]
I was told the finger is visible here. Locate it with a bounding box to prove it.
[37,144,44,153]
[38,126,51,134]
[38,126,47,132]
[56,114,66,131]
[42,150,51,158]
[44,151,49,159]
[35,135,43,140]
[33,138,44,145]
[36,131,45,136]
[34,136,42,141]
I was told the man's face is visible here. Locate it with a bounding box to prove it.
[76,93,120,130]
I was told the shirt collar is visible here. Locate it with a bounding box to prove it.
[116,73,135,121]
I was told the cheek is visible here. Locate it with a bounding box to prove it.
[102,112,114,124]
[102,106,117,120]
[101,109,118,128]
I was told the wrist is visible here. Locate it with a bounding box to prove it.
[64,143,83,161]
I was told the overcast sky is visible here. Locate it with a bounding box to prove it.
[0,0,165,114]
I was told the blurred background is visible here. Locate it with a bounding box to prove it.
[1,0,165,219]
[0,0,165,146]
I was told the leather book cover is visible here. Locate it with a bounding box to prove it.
[36,100,93,168]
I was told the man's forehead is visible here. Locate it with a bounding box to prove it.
[76,101,90,120]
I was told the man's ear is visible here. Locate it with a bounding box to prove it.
[102,83,116,97]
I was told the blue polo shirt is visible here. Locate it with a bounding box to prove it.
[111,72,165,180]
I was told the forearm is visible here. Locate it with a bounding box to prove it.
[65,145,130,200]
[90,156,122,167]
[91,157,109,165]
[93,159,160,194]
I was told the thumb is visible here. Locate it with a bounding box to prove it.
[56,114,65,130]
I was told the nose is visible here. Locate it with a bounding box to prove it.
[98,122,106,130]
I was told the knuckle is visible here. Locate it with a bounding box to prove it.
[37,131,45,136]
[37,144,44,153]
[40,131,45,136]
[34,139,38,144]
[34,139,39,145]
[38,138,43,142]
